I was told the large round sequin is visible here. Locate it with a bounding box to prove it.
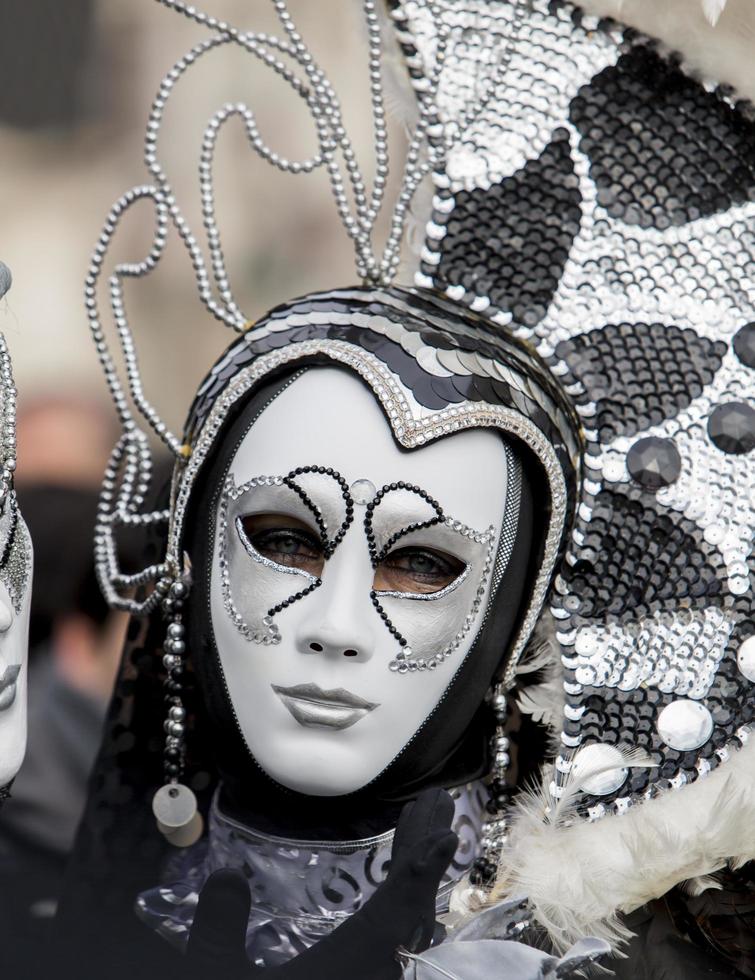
[733,323,755,369]
[657,700,714,751]
[737,635,755,683]
[571,743,628,796]
[707,402,755,455]
[626,437,682,490]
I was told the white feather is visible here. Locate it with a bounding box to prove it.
[679,874,722,896]
[702,0,728,25]
[514,613,565,747]
[486,735,755,952]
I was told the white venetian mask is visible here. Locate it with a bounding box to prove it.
[209,368,517,796]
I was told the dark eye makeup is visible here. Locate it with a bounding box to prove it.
[240,514,324,575]
[375,546,465,595]
[238,512,465,595]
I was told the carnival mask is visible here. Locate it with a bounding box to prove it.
[209,368,520,796]
[0,489,32,792]
[0,309,32,794]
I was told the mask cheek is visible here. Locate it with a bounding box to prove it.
[221,520,314,644]
[378,569,484,663]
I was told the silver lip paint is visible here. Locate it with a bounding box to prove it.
[0,664,20,712]
[272,682,379,731]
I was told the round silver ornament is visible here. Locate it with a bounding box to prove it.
[571,743,628,796]
[152,783,204,847]
[737,635,755,682]
[656,700,713,751]
[152,782,197,829]
[350,478,377,505]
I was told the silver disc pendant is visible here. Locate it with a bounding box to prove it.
[152,783,203,847]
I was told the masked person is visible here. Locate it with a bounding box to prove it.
[54,2,754,979]
[0,263,33,805]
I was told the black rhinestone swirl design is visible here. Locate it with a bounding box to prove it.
[364,482,445,652]
[266,466,353,619]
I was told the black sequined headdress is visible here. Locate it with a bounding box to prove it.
[382,0,755,950]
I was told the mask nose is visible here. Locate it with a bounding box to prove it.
[305,629,365,661]
[294,535,376,663]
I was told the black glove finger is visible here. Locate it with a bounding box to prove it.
[187,869,254,975]
[410,829,458,879]
[391,788,454,865]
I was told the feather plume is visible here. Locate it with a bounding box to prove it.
[486,735,755,952]
[515,613,565,741]
[702,0,728,25]
[613,0,729,26]
[680,874,723,897]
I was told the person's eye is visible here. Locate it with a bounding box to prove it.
[374,546,466,595]
[239,514,324,575]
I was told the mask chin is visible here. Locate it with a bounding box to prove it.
[188,365,539,808]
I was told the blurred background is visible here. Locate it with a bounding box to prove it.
[0,0,753,971]
[0,0,404,420]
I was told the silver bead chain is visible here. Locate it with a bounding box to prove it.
[153,0,446,284]
[470,683,511,889]
[0,334,17,506]
[87,0,519,609]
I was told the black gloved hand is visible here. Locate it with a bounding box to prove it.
[185,788,458,980]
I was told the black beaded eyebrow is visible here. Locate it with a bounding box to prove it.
[364,482,445,567]
[265,465,355,619]
[364,482,446,655]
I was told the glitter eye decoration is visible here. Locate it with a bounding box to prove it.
[238,514,325,579]
[0,495,29,615]
[373,545,467,596]
[221,469,354,645]
[362,482,498,673]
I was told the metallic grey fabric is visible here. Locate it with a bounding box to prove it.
[136,781,486,967]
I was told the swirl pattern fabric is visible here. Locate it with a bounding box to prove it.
[136,783,486,967]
